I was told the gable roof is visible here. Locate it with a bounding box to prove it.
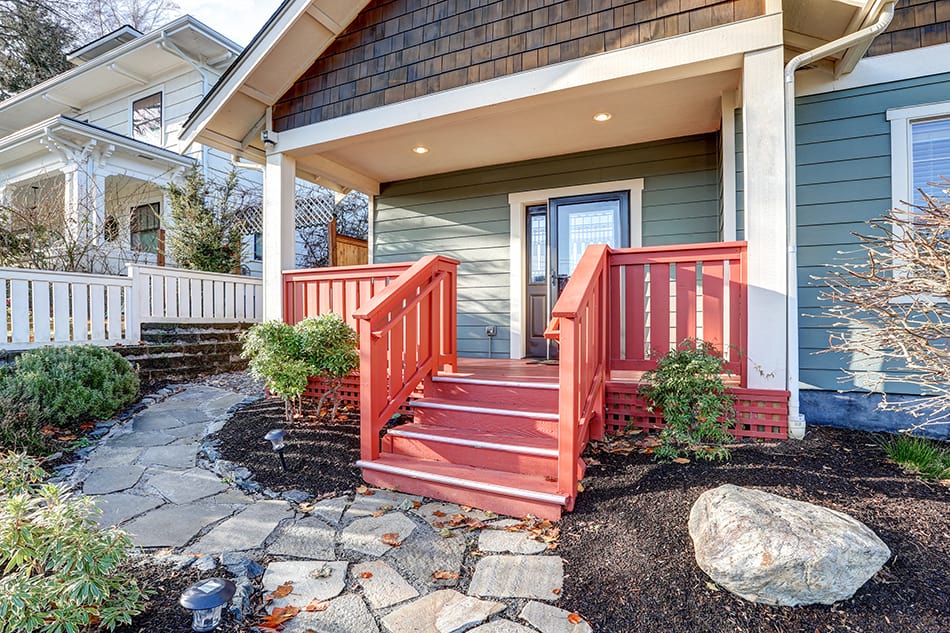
[180,0,370,187]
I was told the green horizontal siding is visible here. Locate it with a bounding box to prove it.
[375,134,721,358]
[796,70,950,393]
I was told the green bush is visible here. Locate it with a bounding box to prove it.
[0,452,146,632]
[640,339,736,462]
[11,346,139,432]
[242,314,359,421]
[882,433,950,480]
[0,373,47,455]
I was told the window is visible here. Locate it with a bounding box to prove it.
[130,202,160,253]
[889,101,950,210]
[132,92,162,145]
[253,232,263,261]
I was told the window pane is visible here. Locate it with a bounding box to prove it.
[131,203,160,253]
[528,211,546,283]
[253,233,263,260]
[556,200,621,274]
[132,93,162,145]
[911,117,950,203]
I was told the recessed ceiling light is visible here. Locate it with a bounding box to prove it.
[593,112,612,122]
[412,145,429,154]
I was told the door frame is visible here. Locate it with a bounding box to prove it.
[508,178,644,359]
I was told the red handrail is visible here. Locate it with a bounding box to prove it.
[546,243,610,509]
[352,255,459,461]
[282,262,412,334]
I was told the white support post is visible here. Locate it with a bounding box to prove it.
[721,90,738,242]
[263,152,297,321]
[741,46,788,392]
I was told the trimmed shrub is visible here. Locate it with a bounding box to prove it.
[296,313,359,418]
[0,452,146,632]
[11,346,139,432]
[242,320,311,421]
[0,371,47,455]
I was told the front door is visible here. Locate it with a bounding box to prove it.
[524,191,630,358]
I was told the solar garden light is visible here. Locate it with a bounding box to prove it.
[265,428,288,471]
[179,577,236,632]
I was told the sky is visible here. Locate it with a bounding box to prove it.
[179,0,284,46]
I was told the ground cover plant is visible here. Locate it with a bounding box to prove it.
[639,339,736,461]
[882,433,950,480]
[0,345,139,454]
[0,452,146,632]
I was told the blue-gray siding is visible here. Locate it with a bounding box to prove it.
[374,134,722,358]
[795,70,950,392]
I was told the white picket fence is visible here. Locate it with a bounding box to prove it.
[0,265,263,350]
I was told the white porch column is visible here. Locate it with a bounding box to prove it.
[741,46,788,391]
[62,163,89,243]
[263,151,297,321]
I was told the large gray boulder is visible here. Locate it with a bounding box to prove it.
[688,484,890,606]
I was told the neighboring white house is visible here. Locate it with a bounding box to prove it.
[0,16,341,275]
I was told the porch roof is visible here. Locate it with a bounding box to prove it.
[182,0,887,194]
[0,116,196,182]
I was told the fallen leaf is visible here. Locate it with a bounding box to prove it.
[355,485,374,496]
[438,528,454,538]
[432,570,460,580]
[673,457,691,464]
[460,505,473,511]
[371,510,385,517]
[552,588,562,595]
[57,434,77,442]
[432,510,447,518]
[705,581,720,592]
[576,481,585,492]
[381,532,402,547]
[79,423,95,431]
[258,604,300,628]
[567,613,583,625]
[265,581,294,601]
[297,502,315,513]
[412,500,422,509]
[304,599,330,612]
[360,571,374,579]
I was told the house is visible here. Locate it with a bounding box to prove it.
[181,0,950,517]
[0,16,352,275]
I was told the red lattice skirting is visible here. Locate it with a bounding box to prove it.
[604,381,789,440]
[304,375,415,415]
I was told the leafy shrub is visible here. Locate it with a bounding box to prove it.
[12,346,139,432]
[0,371,47,455]
[0,452,146,632]
[882,433,950,480]
[640,339,736,461]
[242,314,359,421]
[296,313,360,418]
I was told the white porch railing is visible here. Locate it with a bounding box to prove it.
[0,265,262,350]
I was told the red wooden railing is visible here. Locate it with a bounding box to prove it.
[544,244,610,509]
[282,262,412,334]
[607,241,747,385]
[352,255,459,461]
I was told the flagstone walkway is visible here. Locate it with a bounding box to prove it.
[71,384,592,633]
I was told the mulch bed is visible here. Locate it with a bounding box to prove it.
[113,558,251,633]
[558,426,950,633]
[211,396,363,496]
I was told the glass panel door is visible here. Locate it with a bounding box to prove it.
[550,192,629,294]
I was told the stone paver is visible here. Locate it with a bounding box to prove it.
[147,467,229,504]
[344,489,423,522]
[108,430,176,448]
[82,465,145,495]
[281,594,380,633]
[83,446,143,469]
[520,602,592,633]
[387,526,466,587]
[310,496,348,525]
[352,560,419,609]
[133,409,206,432]
[469,556,563,601]
[262,561,348,612]
[206,489,255,505]
[162,422,210,441]
[470,621,539,633]
[268,515,337,559]
[123,502,235,548]
[414,502,492,529]
[187,500,292,553]
[479,519,548,555]
[382,589,504,633]
[340,512,417,556]
[139,443,198,469]
[91,492,164,526]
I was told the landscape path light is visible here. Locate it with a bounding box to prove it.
[265,428,288,471]
[179,577,236,632]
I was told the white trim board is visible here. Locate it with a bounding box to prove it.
[887,99,950,216]
[797,42,950,97]
[507,179,644,359]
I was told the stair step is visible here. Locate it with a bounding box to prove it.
[427,375,558,411]
[410,399,558,420]
[358,454,567,520]
[388,424,557,457]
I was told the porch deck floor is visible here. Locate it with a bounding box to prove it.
[441,358,559,383]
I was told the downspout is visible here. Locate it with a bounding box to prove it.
[783,0,896,439]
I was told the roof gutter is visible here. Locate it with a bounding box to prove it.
[783,0,896,439]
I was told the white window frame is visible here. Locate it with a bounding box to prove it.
[129,87,165,147]
[507,179,644,359]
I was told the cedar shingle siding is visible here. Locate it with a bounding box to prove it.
[272,0,764,132]
[867,0,949,56]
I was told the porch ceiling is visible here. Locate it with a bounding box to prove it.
[292,68,740,186]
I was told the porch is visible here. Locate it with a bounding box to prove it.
[284,241,789,520]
